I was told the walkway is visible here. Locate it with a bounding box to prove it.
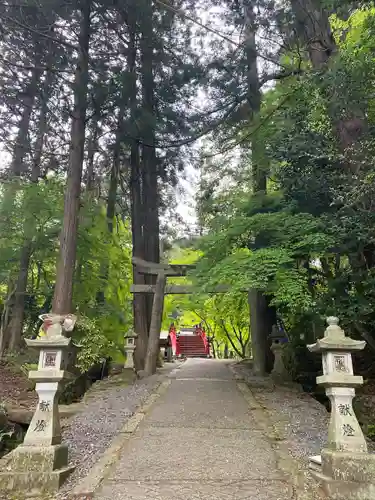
[95,358,295,499]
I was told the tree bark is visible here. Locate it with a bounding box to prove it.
[248,290,276,374]
[11,67,43,176]
[224,342,229,359]
[52,0,91,314]
[290,0,366,150]
[133,0,161,370]
[86,117,99,191]
[291,0,336,68]
[0,283,15,356]
[144,273,166,376]
[131,142,150,370]
[140,0,160,332]
[242,0,274,373]
[120,10,153,371]
[7,243,32,351]
[7,68,54,351]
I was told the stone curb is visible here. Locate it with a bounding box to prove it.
[230,364,318,500]
[68,379,172,499]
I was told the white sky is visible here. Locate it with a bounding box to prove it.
[0,3,243,237]
[174,3,239,235]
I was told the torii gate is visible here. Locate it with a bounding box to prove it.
[130,257,233,375]
[130,257,276,375]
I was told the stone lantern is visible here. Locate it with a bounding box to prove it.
[0,313,76,496]
[269,324,289,380]
[308,317,375,500]
[124,330,137,369]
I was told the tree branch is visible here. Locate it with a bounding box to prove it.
[219,319,243,358]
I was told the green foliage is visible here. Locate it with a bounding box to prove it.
[367,424,375,441]
[162,247,250,358]
[194,4,375,356]
[19,363,38,378]
[74,316,114,373]
[0,177,132,371]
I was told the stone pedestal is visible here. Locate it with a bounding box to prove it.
[124,332,137,369]
[269,324,290,381]
[165,345,173,362]
[0,314,76,497]
[270,343,290,380]
[308,317,375,499]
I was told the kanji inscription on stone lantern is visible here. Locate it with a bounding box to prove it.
[0,313,77,496]
[308,316,375,500]
[308,316,366,454]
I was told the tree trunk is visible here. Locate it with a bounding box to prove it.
[131,143,149,370]
[144,273,166,376]
[120,11,153,371]
[290,0,366,150]
[291,0,336,68]
[224,342,229,359]
[248,290,276,374]
[11,67,43,176]
[0,59,43,352]
[7,243,32,351]
[0,282,15,356]
[243,0,274,372]
[140,0,160,330]
[141,27,160,262]
[225,331,244,359]
[52,0,91,314]
[211,338,216,358]
[7,68,53,351]
[86,117,99,191]
[133,0,160,370]
[140,0,159,262]
[96,115,122,305]
[1,61,42,233]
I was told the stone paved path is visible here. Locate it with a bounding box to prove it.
[95,359,294,500]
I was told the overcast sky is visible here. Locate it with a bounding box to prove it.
[0,3,239,237]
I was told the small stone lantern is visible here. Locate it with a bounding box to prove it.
[269,324,289,380]
[124,330,137,369]
[0,313,76,496]
[308,317,375,500]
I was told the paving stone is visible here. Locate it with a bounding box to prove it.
[97,479,292,500]
[170,358,233,380]
[93,360,294,500]
[108,426,278,482]
[146,379,259,429]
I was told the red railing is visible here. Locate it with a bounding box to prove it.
[196,325,210,356]
[169,323,209,357]
[169,325,178,356]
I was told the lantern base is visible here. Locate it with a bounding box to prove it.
[270,343,291,381]
[310,449,375,500]
[124,347,136,369]
[0,444,74,497]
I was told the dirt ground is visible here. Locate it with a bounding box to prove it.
[0,361,37,410]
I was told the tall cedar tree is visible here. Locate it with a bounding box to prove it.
[52,0,91,314]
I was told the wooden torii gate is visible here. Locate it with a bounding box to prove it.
[131,257,275,376]
[130,257,232,375]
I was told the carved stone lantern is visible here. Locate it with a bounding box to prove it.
[124,330,137,369]
[269,324,289,379]
[308,317,375,500]
[0,313,77,496]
